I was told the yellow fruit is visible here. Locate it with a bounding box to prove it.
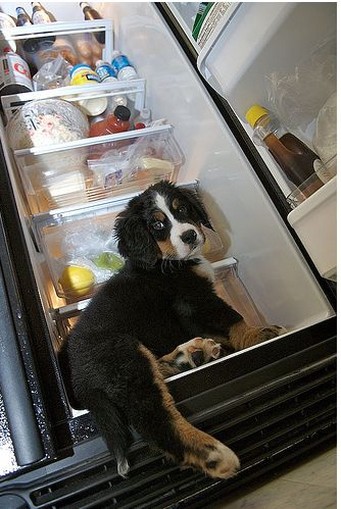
[59,265,95,298]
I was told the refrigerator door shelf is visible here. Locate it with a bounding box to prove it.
[12,124,184,215]
[287,176,336,282]
[2,78,146,124]
[0,19,113,80]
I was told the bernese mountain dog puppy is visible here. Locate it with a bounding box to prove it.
[61,181,283,479]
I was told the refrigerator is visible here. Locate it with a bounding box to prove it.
[0,2,336,508]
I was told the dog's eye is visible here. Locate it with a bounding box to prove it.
[178,205,187,214]
[152,220,165,230]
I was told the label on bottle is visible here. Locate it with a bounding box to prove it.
[112,55,132,73]
[32,11,51,24]
[0,53,33,96]
[97,63,117,81]
[70,67,100,86]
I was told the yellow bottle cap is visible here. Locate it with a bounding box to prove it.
[245,104,269,128]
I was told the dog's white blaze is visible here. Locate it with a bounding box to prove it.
[155,193,204,258]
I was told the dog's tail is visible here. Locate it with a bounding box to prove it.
[94,343,240,479]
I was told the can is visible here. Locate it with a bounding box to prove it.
[0,52,33,97]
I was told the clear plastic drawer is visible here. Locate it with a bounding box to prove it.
[53,257,266,346]
[12,124,184,214]
[33,185,224,303]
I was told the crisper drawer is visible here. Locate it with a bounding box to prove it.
[33,186,224,303]
[11,119,184,214]
[53,257,266,353]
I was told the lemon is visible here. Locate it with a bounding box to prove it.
[59,265,95,298]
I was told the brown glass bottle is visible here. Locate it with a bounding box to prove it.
[31,2,55,24]
[79,2,105,44]
[246,104,324,198]
[16,6,32,26]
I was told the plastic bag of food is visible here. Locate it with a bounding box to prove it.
[313,92,337,164]
[266,36,336,132]
[61,222,124,285]
[32,55,71,91]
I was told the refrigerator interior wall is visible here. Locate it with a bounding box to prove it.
[0,3,334,342]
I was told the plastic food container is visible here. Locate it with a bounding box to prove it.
[212,258,266,327]
[33,190,225,303]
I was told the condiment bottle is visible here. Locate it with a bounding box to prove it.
[134,107,151,128]
[245,104,324,198]
[16,6,32,26]
[31,2,55,24]
[79,2,105,44]
[89,105,131,137]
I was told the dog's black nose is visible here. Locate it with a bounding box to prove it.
[181,229,197,245]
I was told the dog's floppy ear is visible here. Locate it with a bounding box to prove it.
[114,208,159,268]
[179,188,214,230]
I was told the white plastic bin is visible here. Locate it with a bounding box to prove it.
[287,176,336,281]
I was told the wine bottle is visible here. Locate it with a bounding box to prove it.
[79,2,105,44]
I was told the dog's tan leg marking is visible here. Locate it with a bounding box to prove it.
[228,320,285,351]
[158,337,222,377]
[140,345,240,479]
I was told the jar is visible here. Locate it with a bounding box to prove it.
[70,64,107,117]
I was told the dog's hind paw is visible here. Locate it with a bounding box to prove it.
[183,434,240,479]
[228,320,286,351]
[204,440,240,479]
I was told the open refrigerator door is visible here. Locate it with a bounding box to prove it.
[167,2,337,282]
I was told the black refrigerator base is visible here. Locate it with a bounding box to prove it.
[0,329,336,509]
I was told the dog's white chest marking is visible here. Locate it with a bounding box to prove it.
[155,193,203,258]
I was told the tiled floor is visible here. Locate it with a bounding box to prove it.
[209,446,336,509]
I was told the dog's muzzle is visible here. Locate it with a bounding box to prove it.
[180,229,198,246]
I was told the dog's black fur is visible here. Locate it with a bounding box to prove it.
[61,181,281,479]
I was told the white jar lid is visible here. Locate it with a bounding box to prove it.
[77,97,108,116]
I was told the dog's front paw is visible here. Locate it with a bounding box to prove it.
[158,337,221,377]
[229,320,286,351]
[178,337,222,368]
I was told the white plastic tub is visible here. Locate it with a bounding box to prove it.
[287,176,337,281]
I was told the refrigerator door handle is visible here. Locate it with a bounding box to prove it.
[0,263,44,466]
